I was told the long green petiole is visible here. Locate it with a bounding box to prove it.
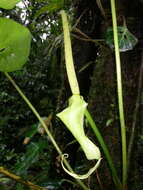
[110,0,127,188]
[60,10,80,95]
[4,72,89,190]
[85,110,122,190]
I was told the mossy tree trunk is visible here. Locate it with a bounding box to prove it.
[72,0,143,189]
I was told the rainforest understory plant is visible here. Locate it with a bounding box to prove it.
[0,0,142,190]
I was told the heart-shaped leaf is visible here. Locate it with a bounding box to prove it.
[106,26,138,52]
[0,0,21,10]
[0,18,31,72]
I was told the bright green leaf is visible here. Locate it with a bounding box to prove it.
[106,26,138,52]
[0,18,31,72]
[0,0,21,10]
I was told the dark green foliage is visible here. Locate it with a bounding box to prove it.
[16,183,24,190]
[14,139,49,175]
[0,184,6,190]
[106,26,138,52]
[0,0,142,189]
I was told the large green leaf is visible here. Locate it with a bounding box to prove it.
[0,0,21,10]
[106,26,138,52]
[0,18,31,72]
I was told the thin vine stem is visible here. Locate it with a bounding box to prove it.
[4,72,89,190]
[110,0,127,187]
[127,50,143,173]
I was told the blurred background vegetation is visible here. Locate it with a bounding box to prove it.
[0,0,143,189]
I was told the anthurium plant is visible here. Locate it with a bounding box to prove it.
[0,0,137,189]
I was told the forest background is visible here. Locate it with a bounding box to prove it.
[0,0,143,190]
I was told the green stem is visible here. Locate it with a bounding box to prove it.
[85,110,122,190]
[0,166,47,190]
[4,72,89,190]
[110,0,127,187]
[4,72,62,155]
[60,10,80,95]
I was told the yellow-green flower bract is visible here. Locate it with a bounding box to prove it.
[57,95,101,160]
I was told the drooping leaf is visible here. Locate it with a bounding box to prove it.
[35,0,64,18]
[0,18,31,72]
[106,26,138,52]
[0,0,21,10]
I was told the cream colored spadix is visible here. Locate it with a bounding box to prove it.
[57,95,101,179]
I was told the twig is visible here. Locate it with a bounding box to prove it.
[71,33,104,44]
[0,167,47,190]
[127,50,143,172]
[96,170,104,190]
[72,9,88,29]
[96,0,106,19]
